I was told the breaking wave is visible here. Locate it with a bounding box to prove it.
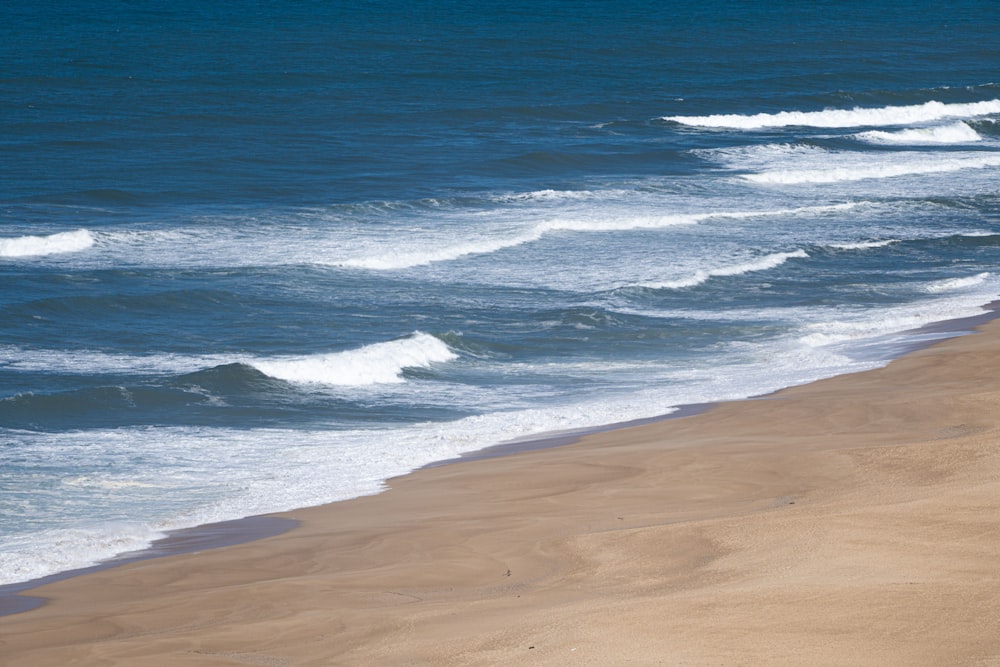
[638,250,808,289]
[830,239,901,250]
[334,204,856,270]
[0,229,94,258]
[250,332,457,386]
[855,121,983,145]
[923,272,992,293]
[663,99,1000,129]
[743,154,1000,184]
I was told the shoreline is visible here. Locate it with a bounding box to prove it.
[0,516,297,617]
[2,302,998,619]
[6,311,1000,662]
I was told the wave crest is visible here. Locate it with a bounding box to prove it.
[250,332,457,386]
[855,121,983,145]
[640,250,808,289]
[743,154,1000,185]
[923,272,992,293]
[335,204,855,270]
[664,99,1000,129]
[0,229,94,258]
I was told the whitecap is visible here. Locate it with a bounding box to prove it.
[855,121,983,145]
[829,239,900,250]
[332,203,856,270]
[923,272,992,293]
[664,99,1000,129]
[250,332,457,386]
[743,154,1000,185]
[638,250,808,289]
[0,229,95,258]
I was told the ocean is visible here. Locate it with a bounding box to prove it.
[3,0,1000,587]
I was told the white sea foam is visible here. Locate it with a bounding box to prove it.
[334,203,856,270]
[0,229,94,258]
[336,229,545,270]
[855,121,983,145]
[251,332,456,385]
[492,188,632,203]
[0,523,170,585]
[797,288,1000,349]
[664,99,1000,129]
[640,250,808,289]
[0,347,223,375]
[829,239,900,250]
[923,272,992,293]
[743,153,1000,184]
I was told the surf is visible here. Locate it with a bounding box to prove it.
[663,99,1000,129]
[636,250,809,290]
[250,332,457,386]
[0,229,94,258]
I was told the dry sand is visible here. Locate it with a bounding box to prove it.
[4,320,1000,666]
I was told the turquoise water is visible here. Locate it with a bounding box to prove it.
[3,0,1000,585]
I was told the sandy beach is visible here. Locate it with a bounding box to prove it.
[4,319,1000,665]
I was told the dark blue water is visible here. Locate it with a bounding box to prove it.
[3,0,1000,585]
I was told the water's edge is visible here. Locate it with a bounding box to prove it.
[0,516,297,617]
[3,301,997,618]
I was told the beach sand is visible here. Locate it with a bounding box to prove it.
[4,321,1000,665]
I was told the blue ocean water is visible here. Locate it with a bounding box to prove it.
[3,0,1000,585]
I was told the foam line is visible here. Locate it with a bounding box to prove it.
[743,154,1000,184]
[334,204,856,270]
[664,99,1000,129]
[829,239,900,250]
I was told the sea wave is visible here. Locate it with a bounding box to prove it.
[1,333,457,387]
[743,153,1000,185]
[333,204,856,270]
[923,272,992,293]
[829,239,901,250]
[491,188,633,203]
[855,121,983,145]
[663,99,1000,129]
[336,230,544,270]
[250,332,457,385]
[637,250,808,290]
[0,229,94,258]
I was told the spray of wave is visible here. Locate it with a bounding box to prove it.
[663,99,1000,129]
[0,229,94,258]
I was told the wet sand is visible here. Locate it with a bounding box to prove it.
[4,320,1000,665]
